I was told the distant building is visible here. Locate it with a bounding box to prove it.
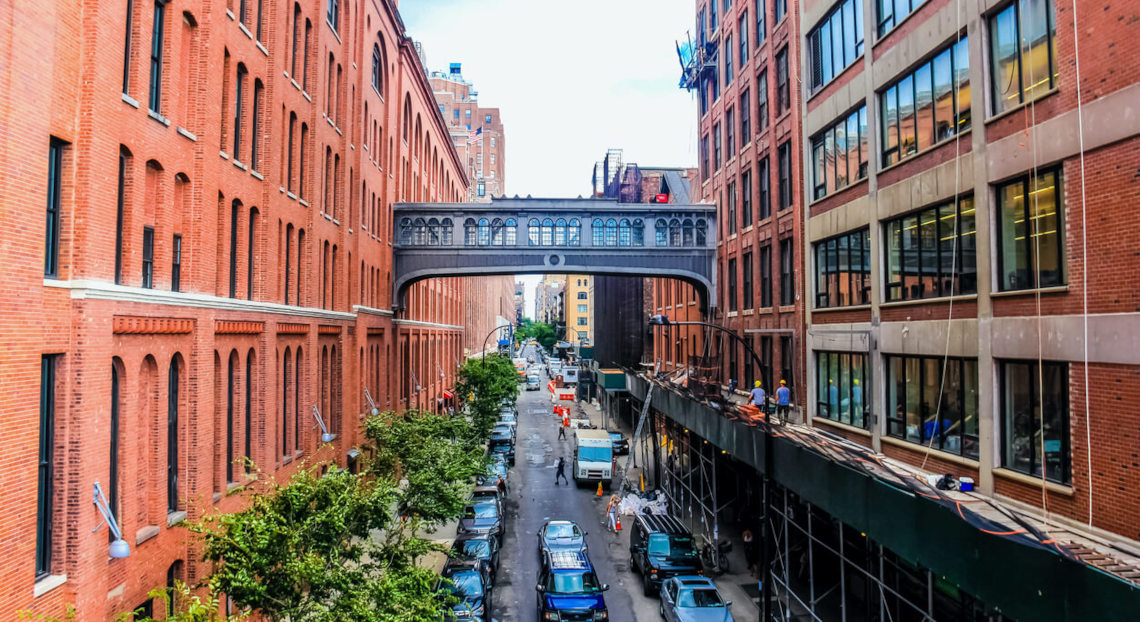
[429,63,505,202]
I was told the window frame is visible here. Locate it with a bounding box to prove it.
[879,38,970,168]
[142,226,155,288]
[775,47,790,114]
[999,359,1070,484]
[884,196,978,301]
[36,355,59,579]
[727,256,738,312]
[45,138,66,278]
[815,350,868,428]
[148,0,167,113]
[779,237,794,305]
[885,353,980,458]
[807,0,865,93]
[814,228,871,309]
[759,244,772,308]
[756,71,769,132]
[995,167,1064,291]
[171,233,182,292]
[777,141,791,210]
[811,105,868,200]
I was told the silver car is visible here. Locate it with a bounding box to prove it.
[660,576,734,622]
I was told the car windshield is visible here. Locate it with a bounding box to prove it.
[547,571,602,594]
[546,523,582,539]
[500,414,517,422]
[460,540,490,558]
[578,446,611,462]
[466,503,499,519]
[648,534,697,558]
[444,570,484,598]
[677,588,725,607]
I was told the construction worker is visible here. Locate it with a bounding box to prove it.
[776,380,791,422]
[559,409,569,440]
[749,380,767,409]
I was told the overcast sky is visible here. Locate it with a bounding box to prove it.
[399,0,698,317]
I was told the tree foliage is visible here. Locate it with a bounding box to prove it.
[516,319,557,350]
[454,354,519,439]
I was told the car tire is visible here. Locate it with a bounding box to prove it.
[659,601,666,619]
[629,555,638,573]
[642,573,654,597]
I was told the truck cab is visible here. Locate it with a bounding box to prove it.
[572,429,614,488]
[536,550,609,621]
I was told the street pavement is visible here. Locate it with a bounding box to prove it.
[492,347,660,622]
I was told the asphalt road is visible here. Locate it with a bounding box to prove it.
[492,345,660,622]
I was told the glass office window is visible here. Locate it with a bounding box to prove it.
[816,351,868,428]
[885,354,979,459]
[884,196,976,301]
[808,0,865,92]
[997,168,1063,291]
[811,105,867,200]
[990,0,1057,115]
[814,228,870,308]
[1000,360,1069,483]
[880,39,969,168]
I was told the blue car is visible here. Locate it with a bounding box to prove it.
[439,559,493,622]
[538,520,587,559]
[659,576,734,622]
[536,550,610,621]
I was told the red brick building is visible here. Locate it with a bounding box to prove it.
[0,0,482,617]
[655,0,807,407]
[429,63,506,201]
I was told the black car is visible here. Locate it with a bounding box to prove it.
[454,532,501,584]
[608,432,630,455]
[458,501,504,543]
[439,558,493,622]
[488,431,515,466]
[629,514,703,596]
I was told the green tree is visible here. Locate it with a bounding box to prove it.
[516,320,557,350]
[455,354,519,439]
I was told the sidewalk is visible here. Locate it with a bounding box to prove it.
[577,398,762,619]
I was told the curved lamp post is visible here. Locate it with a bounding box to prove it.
[481,323,513,369]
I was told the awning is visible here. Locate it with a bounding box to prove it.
[442,389,455,400]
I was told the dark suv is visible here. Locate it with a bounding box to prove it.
[536,550,610,621]
[628,514,702,596]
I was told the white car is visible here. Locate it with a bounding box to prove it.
[526,375,541,390]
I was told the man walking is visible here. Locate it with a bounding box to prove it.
[749,381,767,411]
[558,409,569,440]
[776,379,791,422]
[555,456,569,485]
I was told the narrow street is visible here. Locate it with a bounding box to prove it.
[493,344,660,622]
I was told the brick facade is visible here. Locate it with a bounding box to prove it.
[0,0,481,617]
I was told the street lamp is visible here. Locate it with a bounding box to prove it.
[648,313,773,620]
[481,322,513,369]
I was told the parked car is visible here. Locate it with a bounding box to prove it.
[538,520,588,559]
[470,485,504,512]
[536,550,609,622]
[454,532,501,584]
[439,558,493,622]
[659,576,734,622]
[629,514,703,596]
[477,462,509,495]
[458,501,504,543]
[608,431,630,455]
[526,375,541,390]
[488,430,515,466]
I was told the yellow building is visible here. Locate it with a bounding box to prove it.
[564,275,593,345]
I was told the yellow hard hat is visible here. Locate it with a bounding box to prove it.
[780,379,787,385]
[754,380,762,388]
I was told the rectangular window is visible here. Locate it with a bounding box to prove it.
[142,226,155,288]
[877,0,927,36]
[777,141,791,210]
[465,109,471,118]
[884,196,977,301]
[711,0,718,32]
[757,71,769,131]
[148,0,166,112]
[326,0,339,30]
[990,0,1057,115]
[1000,360,1069,483]
[713,123,722,170]
[725,109,735,154]
[775,47,789,114]
[45,138,66,278]
[122,0,135,94]
[808,0,865,92]
[816,351,866,427]
[577,317,588,326]
[811,105,868,200]
[814,228,871,308]
[726,181,737,235]
[779,237,794,305]
[759,244,772,307]
[781,335,794,390]
[577,304,588,313]
[171,234,182,292]
[757,156,770,220]
[727,257,738,311]
[880,39,969,168]
[485,114,492,123]
[997,168,1063,291]
[739,11,749,65]
[701,135,710,179]
[739,90,751,142]
[36,354,59,578]
[741,169,752,224]
[760,336,773,390]
[743,251,754,309]
[577,291,587,300]
[774,0,786,23]
[885,354,980,459]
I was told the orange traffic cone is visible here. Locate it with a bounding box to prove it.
[615,517,622,531]
[596,482,603,496]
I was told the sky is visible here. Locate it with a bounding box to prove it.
[399,0,699,317]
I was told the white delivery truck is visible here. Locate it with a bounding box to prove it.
[572,429,614,489]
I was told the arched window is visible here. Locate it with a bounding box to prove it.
[682,219,694,246]
[541,218,554,246]
[569,219,581,246]
[412,218,426,245]
[371,44,382,93]
[656,219,668,247]
[477,218,491,245]
[402,94,411,142]
[441,218,454,245]
[669,218,682,246]
[618,219,632,246]
[464,218,477,245]
[696,219,708,246]
[426,218,440,245]
[504,218,517,245]
[528,218,540,245]
[591,218,605,245]
[554,218,567,245]
[226,351,237,483]
[282,346,291,458]
[633,219,645,246]
[490,218,505,245]
[167,355,180,513]
[399,217,412,244]
[605,218,618,247]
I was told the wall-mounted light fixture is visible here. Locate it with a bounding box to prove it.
[92,482,130,559]
[312,405,335,443]
[363,387,380,417]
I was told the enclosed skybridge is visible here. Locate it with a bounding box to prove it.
[392,197,717,310]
